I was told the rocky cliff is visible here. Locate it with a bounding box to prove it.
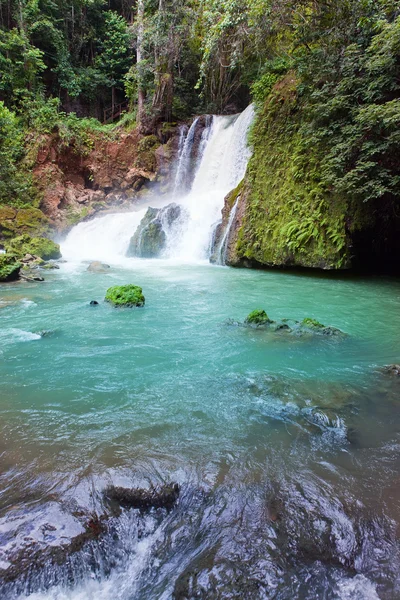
[0,124,180,244]
[220,75,400,274]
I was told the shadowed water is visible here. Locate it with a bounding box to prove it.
[0,261,399,599]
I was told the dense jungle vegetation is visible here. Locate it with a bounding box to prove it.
[0,0,399,269]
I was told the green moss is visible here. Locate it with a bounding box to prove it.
[136,135,160,172]
[301,318,325,329]
[0,206,49,238]
[105,284,145,307]
[237,74,350,270]
[5,234,61,260]
[0,254,21,281]
[225,179,245,210]
[245,309,272,325]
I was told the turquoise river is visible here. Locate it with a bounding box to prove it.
[0,259,399,599]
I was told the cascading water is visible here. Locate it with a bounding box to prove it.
[172,117,200,195]
[62,105,254,265]
[214,198,239,265]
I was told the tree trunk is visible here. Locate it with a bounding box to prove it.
[136,0,146,130]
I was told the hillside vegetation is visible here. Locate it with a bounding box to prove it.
[0,0,399,270]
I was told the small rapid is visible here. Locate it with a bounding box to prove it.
[62,105,254,264]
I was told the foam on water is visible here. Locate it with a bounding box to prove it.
[0,328,41,343]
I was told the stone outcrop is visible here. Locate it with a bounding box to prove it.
[29,125,183,235]
[87,261,111,273]
[127,203,182,258]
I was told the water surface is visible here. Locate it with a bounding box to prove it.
[0,261,399,599]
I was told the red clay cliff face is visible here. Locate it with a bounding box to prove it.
[33,129,169,232]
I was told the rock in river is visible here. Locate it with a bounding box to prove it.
[105,284,145,307]
[87,261,111,273]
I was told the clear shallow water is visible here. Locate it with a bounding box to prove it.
[0,260,399,599]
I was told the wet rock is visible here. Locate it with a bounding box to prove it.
[105,284,145,307]
[104,483,180,511]
[245,309,273,326]
[90,300,99,305]
[300,318,344,337]
[19,271,45,282]
[87,261,111,273]
[0,515,107,585]
[382,364,400,376]
[239,311,345,337]
[35,330,55,337]
[41,262,60,270]
[126,203,182,258]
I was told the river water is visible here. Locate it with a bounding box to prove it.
[0,107,399,599]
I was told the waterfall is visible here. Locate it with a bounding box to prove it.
[62,105,254,265]
[173,117,200,194]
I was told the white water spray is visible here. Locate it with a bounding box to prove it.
[62,105,254,264]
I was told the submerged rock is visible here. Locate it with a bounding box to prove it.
[300,317,344,337]
[87,261,110,273]
[105,284,145,307]
[104,483,180,511]
[382,364,400,376]
[5,234,61,261]
[126,203,181,258]
[0,254,21,282]
[238,310,345,337]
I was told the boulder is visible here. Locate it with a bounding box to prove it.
[0,255,21,282]
[300,318,344,337]
[87,261,111,273]
[90,300,99,306]
[105,284,145,307]
[239,310,345,337]
[245,309,273,326]
[126,203,182,258]
[5,235,61,261]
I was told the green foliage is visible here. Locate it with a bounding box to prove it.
[105,284,145,307]
[251,58,291,105]
[0,254,21,281]
[0,101,35,206]
[237,74,349,269]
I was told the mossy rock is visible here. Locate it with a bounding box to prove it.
[0,254,21,281]
[0,206,49,239]
[5,235,61,260]
[301,318,325,329]
[105,284,145,307]
[245,309,273,326]
[300,318,344,337]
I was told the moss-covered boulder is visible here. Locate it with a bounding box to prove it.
[301,318,325,329]
[5,235,61,260]
[300,318,344,336]
[127,204,181,259]
[245,309,273,326]
[105,284,145,307]
[0,254,22,281]
[0,207,49,239]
